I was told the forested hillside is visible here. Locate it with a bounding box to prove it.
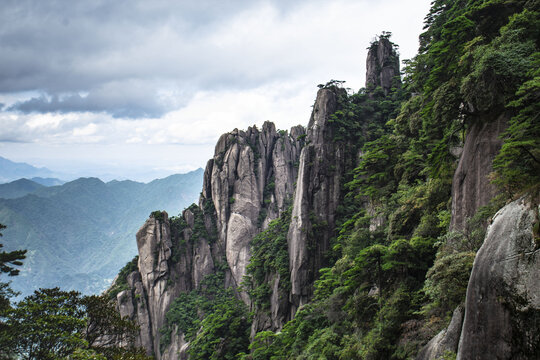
[0,170,203,297]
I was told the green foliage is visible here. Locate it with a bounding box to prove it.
[421,198,504,323]
[422,250,475,320]
[161,292,199,344]
[187,297,250,360]
[0,224,25,360]
[150,210,165,222]
[492,10,540,194]
[1,288,149,360]
[81,294,141,355]
[4,288,83,359]
[160,263,251,358]
[244,208,291,309]
[187,203,218,244]
[68,348,107,360]
[246,2,540,354]
[107,256,139,300]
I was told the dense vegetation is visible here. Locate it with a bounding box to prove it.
[0,224,150,359]
[243,206,292,310]
[153,1,539,358]
[161,262,251,359]
[241,0,540,359]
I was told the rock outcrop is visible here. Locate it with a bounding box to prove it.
[456,195,540,359]
[201,122,305,299]
[366,36,400,94]
[113,38,404,358]
[115,123,306,359]
[116,212,215,359]
[287,87,346,311]
[416,305,464,360]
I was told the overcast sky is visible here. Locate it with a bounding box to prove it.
[0,0,432,182]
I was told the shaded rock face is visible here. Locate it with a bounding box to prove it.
[450,113,507,230]
[115,211,216,359]
[288,87,346,311]
[416,305,464,360]
[366,37,400,94]
[456,196,540,359]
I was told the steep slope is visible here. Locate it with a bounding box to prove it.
[111,1,540,358]
[201,121,305,295]
[287,87,345,311]
[114,124,306,358]
[450,113,508,231]
[0,169,203,297]
[112,35,402,358]
[457,195,539,359]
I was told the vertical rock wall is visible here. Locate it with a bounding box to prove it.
[116,212,216,359]
[450,113,508,230]
[288,87,346,312]
[116,122,306,359]
[456,196,540,359]
[366,37,400,94]
[200,121,305,299]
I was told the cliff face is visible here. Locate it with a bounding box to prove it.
[116,213,212,358]
[112,36,403,359]
[366,37,400,94]
[115,122,307,359]
[457,196,540,359]
[111,30,538,358]
[421,195,540,359]
[114,87,351,358]
[201,121,305,299]
[288,87,346,312]
[450,113,508,230]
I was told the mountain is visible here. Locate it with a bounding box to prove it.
[0,169,204,297]
[109,1,539,359]
[0,178,45,199]
[0,156,56,183]
[30,177,66,186]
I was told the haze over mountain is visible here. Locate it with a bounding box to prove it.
[0,178,45,199]
[0,169,203,297]
[0,156,61,183]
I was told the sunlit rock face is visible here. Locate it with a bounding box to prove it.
[115,121,306,359]
[202,121,305,300]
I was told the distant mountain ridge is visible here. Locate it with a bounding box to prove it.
[0,169,204,297]
[0,178,45,199]
[0,156,57,183]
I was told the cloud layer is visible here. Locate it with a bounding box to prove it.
[0,0,432,179]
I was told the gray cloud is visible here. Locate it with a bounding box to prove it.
[8,79,190,118]
[1,0,432,121]
[0,0,318,118]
